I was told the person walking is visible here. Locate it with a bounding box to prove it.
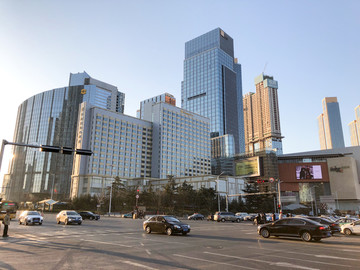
[279,211,283,219]
[2,210,10,237]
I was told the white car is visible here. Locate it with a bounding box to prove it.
[19,211,43,225]
[56,210,82,225]
[341,220,360,235]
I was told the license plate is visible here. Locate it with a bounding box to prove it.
[183,228,188,232]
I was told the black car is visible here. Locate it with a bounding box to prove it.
[143,215,191,236]
[188,213,204,220]
[258,217,332,242]
[79,211,100,220]
[305,217,341,234]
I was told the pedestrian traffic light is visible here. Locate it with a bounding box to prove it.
[40,145,60,153]
[75,149,93,156]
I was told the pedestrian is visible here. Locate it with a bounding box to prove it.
[279,211,283,219]
[2,210,10,238]
[271,213,276,221]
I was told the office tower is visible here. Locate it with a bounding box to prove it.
[181,28,245,155]
[139,93,176,119]
[243,74,283,154]
[317,97,345,150]
[348,105,360,146]
[2,72,124,202]
[71,103,153,198]
[142,100,211,179]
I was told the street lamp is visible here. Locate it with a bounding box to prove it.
[215,172,225,212]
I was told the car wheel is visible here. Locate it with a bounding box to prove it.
[145,226,151,234]
[65,219,68,225]
[313,237,321,242]
[301,231,312,242]
[90,216,94,220]
[166,227,173,236]
[236,219,241,223]
[344,228,352,235]
[39,222,42,226]
[260,228,270,238]
[57,219,60,224]
[221,218,226,222]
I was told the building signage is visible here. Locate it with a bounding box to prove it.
[329,166,350,173]
[235,156,261,177]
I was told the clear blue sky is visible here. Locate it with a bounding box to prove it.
[0,0,359,183]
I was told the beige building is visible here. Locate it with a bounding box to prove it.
[317,97,345,150]
[243,73,283,155]
[348,105,360,146]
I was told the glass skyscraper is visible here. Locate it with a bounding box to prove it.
[2,72,124,202]
[181,28,245,155]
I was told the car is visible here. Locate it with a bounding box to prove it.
[235,212,248,221]
[305,217,341,234]
[143,215,190,236]
[335,217,358,226]
[214,212,241,223]
[188,213,204,220]
[18,211,43,225]
[56,210,82,225]
[79,211,100,220]
[122,213,133,218]
[244,213,257,221]
[258,217,332,242]
[341,220,360,235]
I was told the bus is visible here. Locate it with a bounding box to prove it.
[0,200,18,220]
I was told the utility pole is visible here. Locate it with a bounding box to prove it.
[216,172,225,212]
[108,184,113,216]
[277,179,282,212]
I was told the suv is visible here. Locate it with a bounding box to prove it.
[56,210,82,225]
[214,212,241,222]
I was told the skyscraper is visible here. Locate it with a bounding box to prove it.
[181,28,245,155]
[348,105,360,146]
[317,97,345,150]
[243,74,283,154]
[2,72,124,202]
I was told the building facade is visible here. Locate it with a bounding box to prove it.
[243,74,283,155]
[349,105,360,146]
[141,101,211,179]
[181,28,245,155]
[1,72,124,202]
[317,97,345,150]
[139,93,176,120]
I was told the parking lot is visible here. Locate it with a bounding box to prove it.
[0,213,359,269]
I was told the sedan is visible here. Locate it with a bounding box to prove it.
[19,211,43,225]
[143,215,190,236]
[258,217,332,242]
[188,213,204,220]
[79,211,100,220]
[56,210,82,225]
[305,217,341,234]
[341,220,360,235]
[335,217,358,226]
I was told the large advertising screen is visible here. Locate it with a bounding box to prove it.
[235,157,261,177]
[296,165,322,180]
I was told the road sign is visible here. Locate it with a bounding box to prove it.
[136,195,139,199]
[269,177,275,183]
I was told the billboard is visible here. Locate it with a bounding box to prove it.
[296,165,322,180]
[235,157,261,177]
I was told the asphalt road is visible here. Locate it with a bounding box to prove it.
[0,213,359,270]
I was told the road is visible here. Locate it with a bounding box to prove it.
[0,213,359,269]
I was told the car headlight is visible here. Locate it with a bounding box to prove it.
[174,225,181,229]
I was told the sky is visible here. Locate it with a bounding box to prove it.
[0,0,359,186]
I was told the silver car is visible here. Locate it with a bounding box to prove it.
[214,212,241,222]
[56,210,82,225]
[19,211,43,225]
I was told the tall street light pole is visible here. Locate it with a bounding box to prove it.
[216,172,224,212]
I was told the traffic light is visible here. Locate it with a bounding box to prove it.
[61,147,73,155]
[75,149,93,156]
[40,145,60,153]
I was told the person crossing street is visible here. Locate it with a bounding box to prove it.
[2,210,10,237]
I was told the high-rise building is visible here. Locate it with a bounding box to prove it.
[348,105,360,146]
[2,72,124,202]
[243,74,283,154]
[139,93,176,120]
[181,28,245,155]
[317,97,345,150]
[141,100,211,179]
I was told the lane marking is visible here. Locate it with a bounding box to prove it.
[83,239,133,248]
[173,254,257,270]
[315,255,360,261]
[342,249,360,253]
[122,261,159,270]
[204,252,319,270]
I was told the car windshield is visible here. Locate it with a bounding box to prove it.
[66,211,79,215]
[87,212,94,214]
[27,211,40,215]
[164,216,180,223]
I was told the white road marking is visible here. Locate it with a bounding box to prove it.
[315,255,360,261]
[173,254,257,269]
[83,239,133,248]
[122,261,159,270]
[204,252,319,270]
[145,249,151,255]
[341,249,360,253]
